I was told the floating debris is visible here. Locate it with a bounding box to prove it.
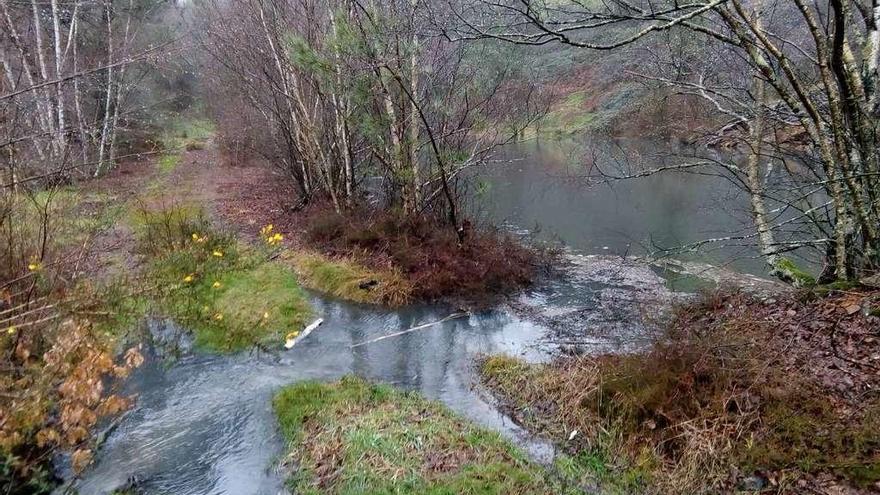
[285,318,323,349]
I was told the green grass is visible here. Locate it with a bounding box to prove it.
[553,448,652,495]
[159,117,215,152]
[136,205,312,352]
[286,251,412,306]
[273,376,571,495]
[156,153,182,174]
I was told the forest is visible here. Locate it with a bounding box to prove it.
[1,0,878,493]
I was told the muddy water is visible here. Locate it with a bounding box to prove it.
[70,139,762,494]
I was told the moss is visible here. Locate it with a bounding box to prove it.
[287,251,412,306]
[273,376,571,495]
[735,392,880,488]
[811,279,860,296]
[771,257,816,287]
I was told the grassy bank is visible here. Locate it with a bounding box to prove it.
[133,205,312,352]
[285,251,412,306]
[273,376,576,494]
[481,290,880,493]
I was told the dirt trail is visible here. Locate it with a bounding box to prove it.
[77,142,289,279]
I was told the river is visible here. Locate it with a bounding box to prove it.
[68,139,768,494]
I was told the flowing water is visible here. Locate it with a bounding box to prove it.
[70,139,769,494]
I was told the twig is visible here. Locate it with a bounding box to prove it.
[350,312,469,348]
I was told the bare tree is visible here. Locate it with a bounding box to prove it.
[196,0,542,234]
[444,0,880,282]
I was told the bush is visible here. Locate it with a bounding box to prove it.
[137,205,312,351]
[302,208,537,303]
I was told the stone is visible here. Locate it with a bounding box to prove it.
[739,475,767,491]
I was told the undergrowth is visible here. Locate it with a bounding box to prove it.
[134,204,311,352]
[481,291,880,493]
[1,187,145,489]
[303,208,537,303]
[273,376,573,495]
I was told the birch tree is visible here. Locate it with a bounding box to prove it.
[449,0,880,282]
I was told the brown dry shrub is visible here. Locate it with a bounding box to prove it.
[0,189,143,492]
[483,290,880,492]
[302,208,537,303]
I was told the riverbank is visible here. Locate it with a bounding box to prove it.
[210,159,542,307]
[1,125,546,492]
[273,376,567,494]
[481,289,880,493]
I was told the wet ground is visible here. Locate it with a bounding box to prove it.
[66,138,784,494]
[68,247,686,495]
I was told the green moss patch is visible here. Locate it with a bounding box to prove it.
[136,205,312,352]
[771,257,816,287]
[286,251,412,306]
[273,376,569,495]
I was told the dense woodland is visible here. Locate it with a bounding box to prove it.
[2,0,879,493]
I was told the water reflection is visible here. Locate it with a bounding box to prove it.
[478,139,767,275]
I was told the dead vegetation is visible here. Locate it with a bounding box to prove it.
[300,207,539,304]
[482,289,880,493]
[0,188,146,493]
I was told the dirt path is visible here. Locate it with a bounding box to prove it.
[77,141,293,279]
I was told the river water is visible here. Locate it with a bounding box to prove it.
[70,139,765,494]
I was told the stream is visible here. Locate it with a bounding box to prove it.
[70,139,770,494]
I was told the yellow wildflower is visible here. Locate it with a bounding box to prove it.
[212,281,222,289]
[27,262,41,272]
[7,326,16,335]
[260,224,274,237]
[192,233,199,240]
[212,250,224,257]
[263,312,270,319]
[183,274,195,283]
[213,313,223,321]
[266,233,284,246]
